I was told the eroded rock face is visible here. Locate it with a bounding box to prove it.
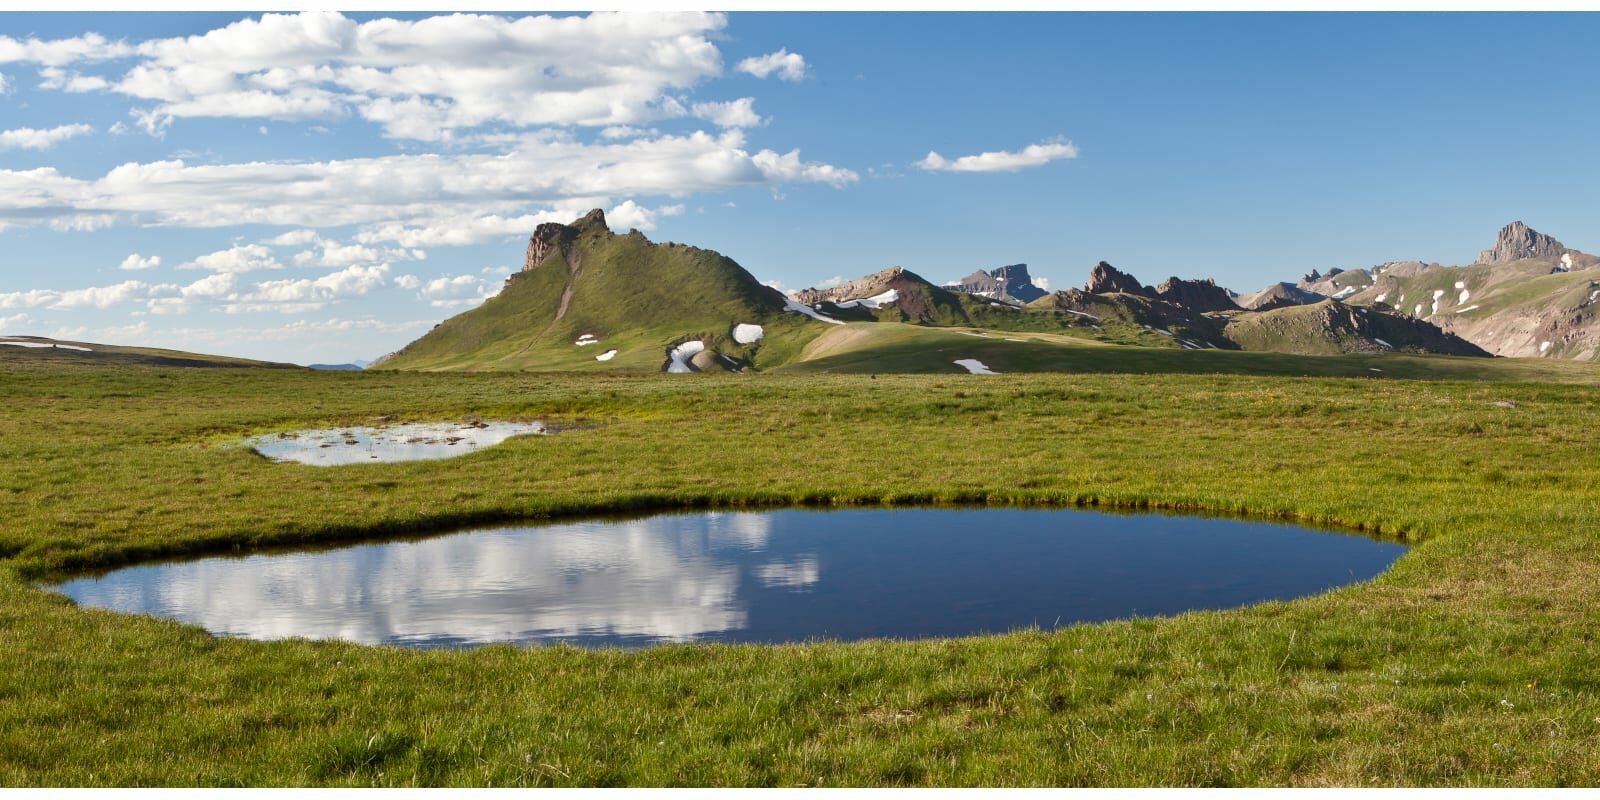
[1084,261,1152,296]
[793,267,909,305]
[953,264,1047,303]
[524,208,610,271]
[1237,282,1324,311]
[1478,221,1595,266]
[1154,276,1240,312]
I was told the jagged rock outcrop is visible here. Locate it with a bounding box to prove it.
[1237,282,1325,311]
[524,208,608,271]
[952,263,1047,303]
[1154,276,1240,312]
[1478,221,1597,267]
[1084,261,1152,296]
[793,266,912,306]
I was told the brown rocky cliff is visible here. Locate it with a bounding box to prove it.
[523,208,609,271]
[1478,221,1592,266]
[1154,276,1240,312]
[1084,261,1152,296]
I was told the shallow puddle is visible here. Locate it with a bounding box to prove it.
[248,421,546,466]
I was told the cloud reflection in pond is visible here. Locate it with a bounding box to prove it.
[53,509,1406,649]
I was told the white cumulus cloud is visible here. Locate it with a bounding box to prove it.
[736,49,807,81]
[180,243,284,273]
[606,200,683,232]
[0,129,856,234]
[0,32,133,67]
[234,264,390,313]
[416,272,502,309]
[16,11,732,142]
[915,140,1079,173]
[118,253,161,271]
[38,67,110,92]
[0,124,93,150]
[0,279,151,311]
[691,97,763,128]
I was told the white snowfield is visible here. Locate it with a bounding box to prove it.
[1458,289,1471,305]
[595,349,618,362]
[732,323,765,344]
[667,341,705,373]
[1455,305,1479,314]
[782,298,844,325]
[1332,285,1358,299]
[1061,309,1100,321]
[1375,292,1388,304]
[834,289,898,310]
[1540,341,1553,354]
[575,334,600,346]
[953,359,998,375]
[1,340,92,351]
[1373,338,1394,350]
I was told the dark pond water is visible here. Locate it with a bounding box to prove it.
[51,508,1405,649]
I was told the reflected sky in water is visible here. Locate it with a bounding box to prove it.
[52,509,1406,648]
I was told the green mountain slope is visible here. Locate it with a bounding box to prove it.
[1347,260,1600,360]
[378,210,833,372]
[0,336,297,369]
[379,211,1497,374]
[1223,299,1490,356]
[779,321,1587,381]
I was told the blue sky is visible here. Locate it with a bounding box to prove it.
[2,11,1598,363]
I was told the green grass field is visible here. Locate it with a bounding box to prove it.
[4,350,1600,786]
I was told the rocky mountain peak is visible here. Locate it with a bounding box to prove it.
[574,208,609,232]
[792,266,917,306]
[524,222,574,271]
[524,209,611,271]
[1479,221,1571,265]
[1084,261,1152,296]
[1154,276,1240,312]
[952,263,1047,303]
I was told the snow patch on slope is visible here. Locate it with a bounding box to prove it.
[732,323,764,344]
[953,359,998,375]
[834,289,899,310]
[1,341,92,351]
[667,341,705,373]
[782,298,844,325]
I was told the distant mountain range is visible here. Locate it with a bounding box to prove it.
[1242,222,1600,359]
[378,210,1527,373]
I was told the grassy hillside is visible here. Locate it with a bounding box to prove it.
[1348,261,1600,359]
[782,321,1591,382]
[0,336,297,369]
[381,216,831,372]
[6,357,1600,785]
[1222,301,1487,357]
